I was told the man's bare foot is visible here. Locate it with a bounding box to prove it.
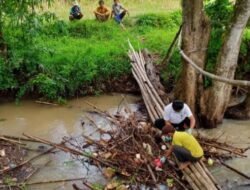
[120,23,126,30]
[179,161,191,170]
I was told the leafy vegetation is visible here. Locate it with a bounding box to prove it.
[1,11,181,102]
[204,0,250,87]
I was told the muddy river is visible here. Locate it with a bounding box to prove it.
[0,94,249,190]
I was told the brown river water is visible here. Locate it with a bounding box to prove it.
[0,93,249,190]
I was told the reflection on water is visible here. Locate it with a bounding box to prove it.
[0,94,249,190]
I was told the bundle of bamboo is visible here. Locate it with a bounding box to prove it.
[128,41,221,190]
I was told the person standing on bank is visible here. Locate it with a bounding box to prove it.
[162,100,195,134]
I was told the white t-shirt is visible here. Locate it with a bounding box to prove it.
[163,103,193,124]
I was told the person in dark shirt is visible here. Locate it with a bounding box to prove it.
[69,1,83,21]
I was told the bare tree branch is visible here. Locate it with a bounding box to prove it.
[179,48,250,87]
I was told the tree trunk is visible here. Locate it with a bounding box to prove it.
[225,86,250,119]
[175,0,210,114]
[200,0,250,128]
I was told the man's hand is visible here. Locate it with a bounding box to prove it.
[186,128,193,134]
[165,145,173,158]
[160,156,166,164]
[189,115,196,129]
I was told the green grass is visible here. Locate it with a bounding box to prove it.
[0,11,181,101]
[45,0,181,20]
[32,12,181,99]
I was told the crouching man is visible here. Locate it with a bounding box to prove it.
[160,124,204,170]
[94,0,111,22]
[69,1,83,21]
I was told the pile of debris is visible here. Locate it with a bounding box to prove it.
[0,137,34,190]
[66,106,248,190]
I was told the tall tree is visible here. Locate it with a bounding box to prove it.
[200,0,250,128]
[0,0,54,58]
[175,0,210,114]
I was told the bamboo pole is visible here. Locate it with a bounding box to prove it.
[128,43,220,190]
[200,161,222,190]
[189,164,215,190]
[183,167,204,189]
[194,162,221,190]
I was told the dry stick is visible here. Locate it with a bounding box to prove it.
[168,173,189,190]
[200,141,246,157]
[35,100,58,106]
[0,146,56,174]
[85,114,107,134]
[219,160,250,180]
[22,133,122,173]
[0,178,86,188]
[161,24,182,66]
[84,101,118,125]
[145,160,160,190]
[23,133,86,156]
[2,135,40,143]
[24,160,51,182]
[0,136,26,146]
[82,181,96,190]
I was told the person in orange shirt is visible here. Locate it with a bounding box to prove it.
[94,0,111,22]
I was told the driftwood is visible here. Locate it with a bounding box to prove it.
[128,42,221,190]
[35,100,59,106]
